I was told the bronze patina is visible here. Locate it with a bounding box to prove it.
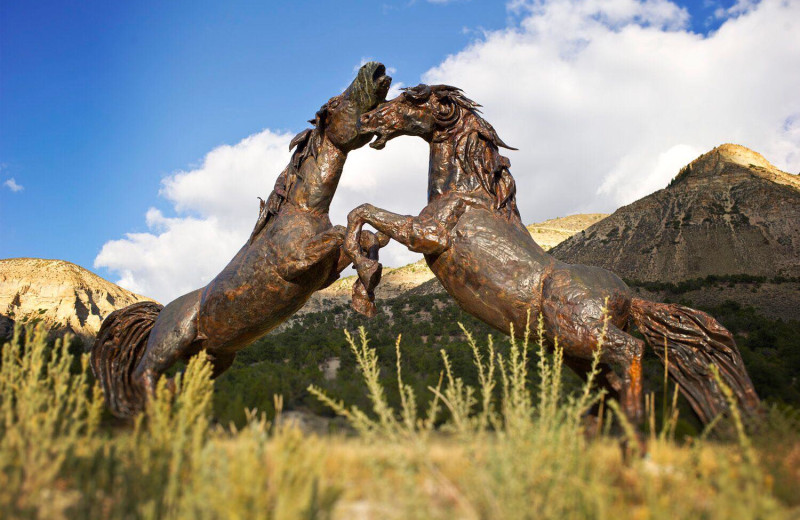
[92,63,392,417]
[345,84,761,425]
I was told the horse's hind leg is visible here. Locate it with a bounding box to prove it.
[133,288,204,394]
[598,325,645,425]
[563,356,622,406]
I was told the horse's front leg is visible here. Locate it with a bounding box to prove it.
[320,227,390,289]
[276,226,346,281]
[279,225,389,285]
[344,203,452,316]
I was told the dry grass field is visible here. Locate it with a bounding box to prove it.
[2,325,799,519]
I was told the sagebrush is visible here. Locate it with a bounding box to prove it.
[1,324,798,519]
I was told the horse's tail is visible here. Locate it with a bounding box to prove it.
[91,301,164,418]
[629,298,761,424]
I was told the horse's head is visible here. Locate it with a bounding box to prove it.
[361,83,520,217]
[315,62,392,152]
[359,84,481,149]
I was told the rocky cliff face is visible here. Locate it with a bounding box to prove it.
[552,144,800,282]
[0,258,154,343]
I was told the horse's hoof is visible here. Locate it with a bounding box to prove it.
[356,259,383,292]
[352,280,378,318]
[352,297,378,318]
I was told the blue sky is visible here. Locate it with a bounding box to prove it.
[1,1,503,262]
[2,0,799,301]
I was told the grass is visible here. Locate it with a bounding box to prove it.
[1,324,799,519]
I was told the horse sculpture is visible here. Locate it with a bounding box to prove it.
[92,62,392,417]
[344,83,761,426]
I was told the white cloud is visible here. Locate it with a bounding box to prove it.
[97,0,800,302]
[95,129,295,302]
[423,0,800,216]
[3,178,23,192]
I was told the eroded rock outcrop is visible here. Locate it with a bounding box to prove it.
[527,214,609,251]
[0,258,155,344]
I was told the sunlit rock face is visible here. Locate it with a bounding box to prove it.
[0,258,154,344]
[526,214,609,251]
[552,144,800,282]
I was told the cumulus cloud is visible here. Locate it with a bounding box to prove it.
[3,178,23,192]
[95,130,295,301]
[97,0,800,302]
[424,0,800,217]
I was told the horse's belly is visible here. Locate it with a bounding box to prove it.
[428,209,551,337]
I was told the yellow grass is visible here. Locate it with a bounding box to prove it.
[1,324,798,519]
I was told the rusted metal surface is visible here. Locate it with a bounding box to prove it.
[92,63,392,417]
[346,84,761,425]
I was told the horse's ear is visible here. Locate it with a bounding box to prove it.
[309,104,329,129]
[403,84,432,102]
[477,121,517,151]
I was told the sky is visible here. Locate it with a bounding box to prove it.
[2,0,799,302]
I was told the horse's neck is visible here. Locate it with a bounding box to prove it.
[427,139,488,204]
[290,136,346,214]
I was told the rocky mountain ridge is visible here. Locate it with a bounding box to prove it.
[5,144,797,342]
[552,144,800,282]
[0,258,154,343]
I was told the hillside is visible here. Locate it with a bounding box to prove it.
[527,213,608,250]
[0,258,154,343]
[301,258,437,314]
[552,144,800,281]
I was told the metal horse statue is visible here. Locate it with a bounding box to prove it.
[344,83,761,425]
[92,63,392,417]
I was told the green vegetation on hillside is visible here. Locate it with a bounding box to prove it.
[625,273,800,294]
[213,291,800,429]
[213,294,512,427]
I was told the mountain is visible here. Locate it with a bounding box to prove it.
[299,213,606,314]
[0,258,154,343]
[552,144,800,282]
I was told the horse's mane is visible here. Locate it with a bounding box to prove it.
[407,84,520,220]
[247,104,327,244]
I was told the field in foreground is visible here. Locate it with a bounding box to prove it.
[2,326,800,519]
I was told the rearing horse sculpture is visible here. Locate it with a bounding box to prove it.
[92,63,392,417]
[345,84,761,425]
